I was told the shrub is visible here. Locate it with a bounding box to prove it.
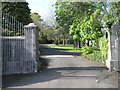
[80,38,109,63]
[81,46,104,62]
[81,46,99,55]
[86,51,103,62]
[99,37,109,62]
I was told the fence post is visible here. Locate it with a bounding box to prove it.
[24,23,37,73]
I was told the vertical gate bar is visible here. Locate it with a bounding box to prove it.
[16,19,17,73]
[28,27,29,72]
[1,12,2,74]
[25,26,27,72]
[31,27,33,72]
[27,27,28,72]
[5,13,7,73]
[30,27,31,72]
[8,14,10,73]
[6,13,9,73]
[18,21,19,73]
[30,26,31,71]
[24,26,25,73]
[14,17,15,36]
[4,13,6,74]
[0,4,2,85]
[9,14,11,73]
[22,24,26,72]
[19,23,23,72]
[31,28,35,71]
[7,13,9,73]
[13,17,15,73]
[11,15,13,73]
[1,13,5,75]
[3,13,5,74]
[27,27,30,72]
[21,23,23,72]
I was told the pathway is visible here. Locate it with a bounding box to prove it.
[3,44,118,88]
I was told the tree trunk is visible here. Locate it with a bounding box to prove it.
[58,37,60,44]
[87,40,89,46]
[96,41,99,47]
[63,35,65,46]
[81,41,83,47]
[66,39,68,45]
[56,40,58,45]
[85,40,88,48]
[77,41,81,48]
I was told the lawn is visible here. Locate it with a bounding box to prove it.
[47,44,103,62]
[47,44,82,52]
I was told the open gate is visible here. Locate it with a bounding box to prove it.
[1,12,37,75]
[111,19,120,71]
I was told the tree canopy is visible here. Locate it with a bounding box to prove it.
[53,1,120,47]
[2,2,32,25]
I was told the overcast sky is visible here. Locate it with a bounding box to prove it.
[26,0,56,20]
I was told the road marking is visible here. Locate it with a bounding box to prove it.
[45,55,75,58]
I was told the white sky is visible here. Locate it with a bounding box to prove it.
[26,0,56,20]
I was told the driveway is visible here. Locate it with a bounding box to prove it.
[3,44,118,88]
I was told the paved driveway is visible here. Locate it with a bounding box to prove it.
[3,44,118,88]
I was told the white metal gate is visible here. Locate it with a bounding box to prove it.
[1,12,37,75]
[111,19,120,71]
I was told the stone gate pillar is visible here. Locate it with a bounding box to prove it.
[106,19,120,71]
[24,23,37,72]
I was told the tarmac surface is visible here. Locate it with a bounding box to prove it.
[2,44,118,88]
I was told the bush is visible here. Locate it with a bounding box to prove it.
[99,37,109,62]
[81,46,104,62]
[86,51,103,62]
[81,46,99,55]
[80,37,109,63]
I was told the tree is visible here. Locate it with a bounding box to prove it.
[103,2,120,30]
[79,2,103,47]
[2,2,32,25]
[54,2,96,46]
[53,2,74,45]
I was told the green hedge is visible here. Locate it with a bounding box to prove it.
[81,37,109,63]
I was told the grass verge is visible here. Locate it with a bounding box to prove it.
[47,44,82,52]
[47,44,104,63]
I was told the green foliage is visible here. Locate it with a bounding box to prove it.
[81,46,99,55]
[103,2,120,30]
[47,44,81,52]
[2,2,32,25]
[81,37,109,62]
[86,51,103,62]
[81,46,104,62]
[99,37,109,61]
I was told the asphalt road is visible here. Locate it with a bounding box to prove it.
[3,44,118,88]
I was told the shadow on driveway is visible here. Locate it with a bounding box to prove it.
[3,64,108,88]
[2,44,110,88]
[40,44,81,56]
